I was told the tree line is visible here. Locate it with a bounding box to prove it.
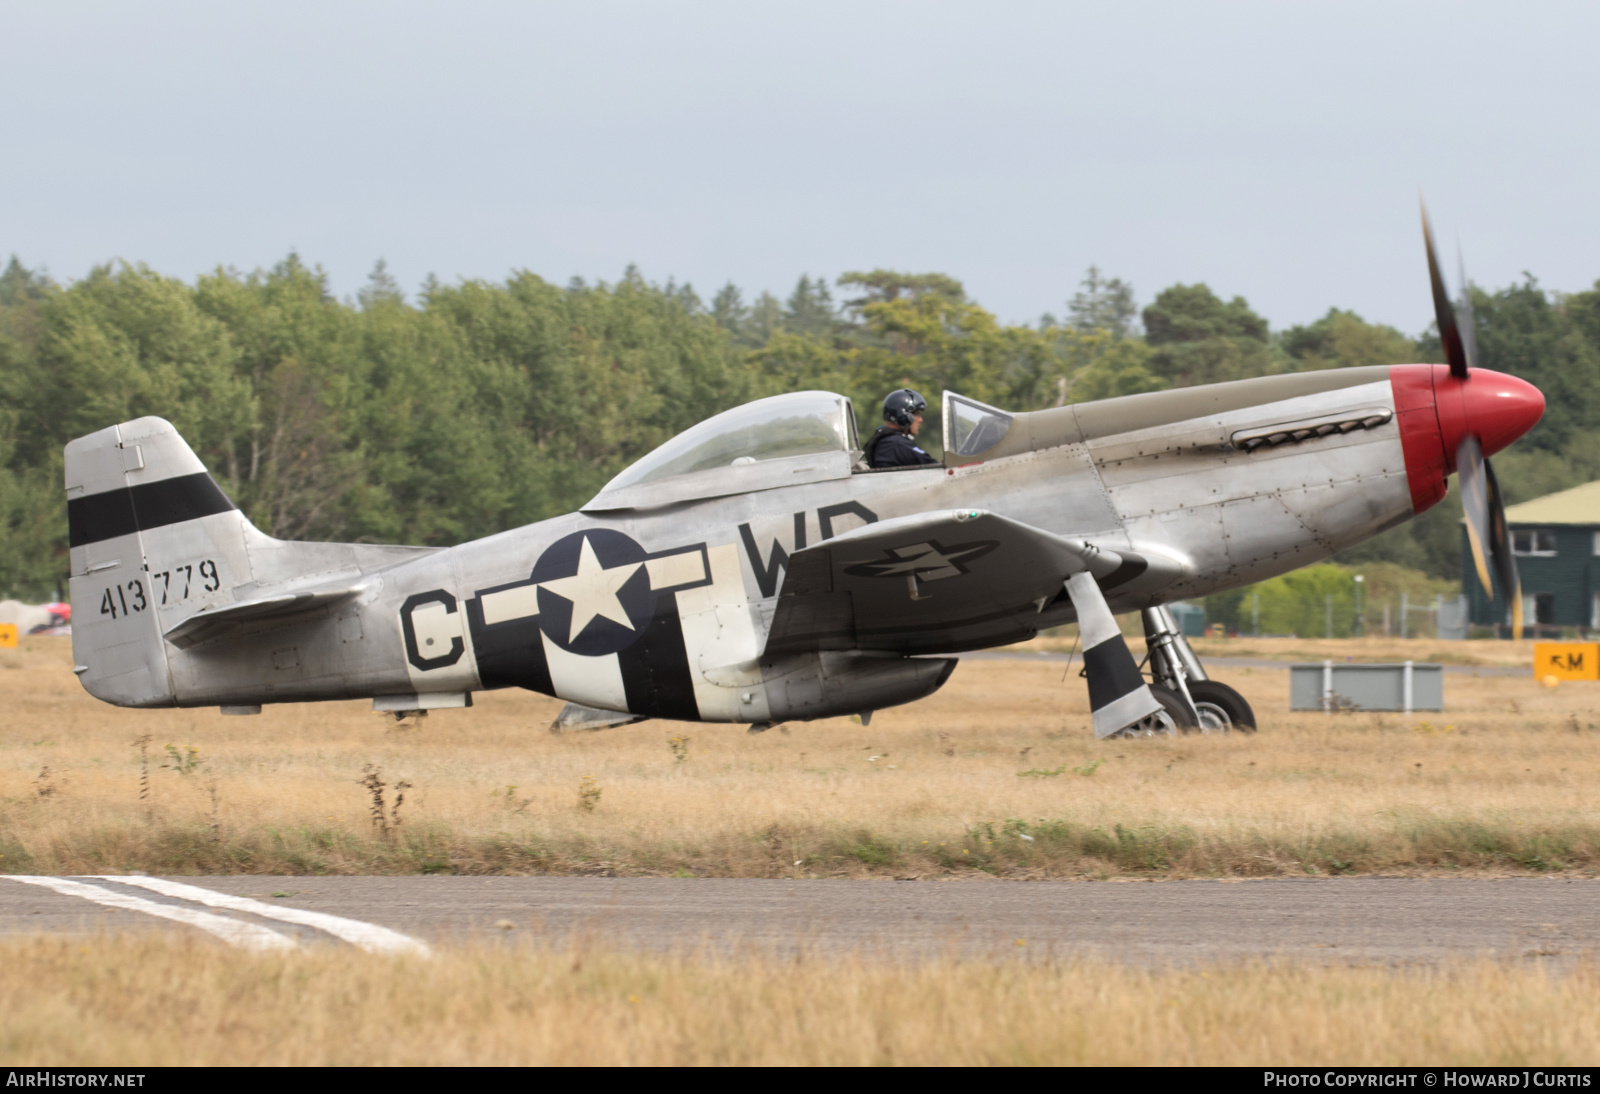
[3,253,1598,601]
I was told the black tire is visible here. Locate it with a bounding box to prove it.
[1106,685,1197,738]
[1148,684,1198,733]
[1187,680,1256,733]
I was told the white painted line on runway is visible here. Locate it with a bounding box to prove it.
[101,876,432,957]
[5,876,297,951]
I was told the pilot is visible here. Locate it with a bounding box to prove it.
[863,388,939,469]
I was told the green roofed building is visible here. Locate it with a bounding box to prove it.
[1464,480,1600,634]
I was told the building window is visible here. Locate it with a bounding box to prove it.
[1535,593,1555,625]
[1519,596,1554,626]
[1512,529,1557,556]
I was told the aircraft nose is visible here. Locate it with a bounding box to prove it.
[1453,369,1545,458]
[1389,364,1546,515]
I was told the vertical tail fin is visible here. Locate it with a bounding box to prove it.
[65,417,252,707]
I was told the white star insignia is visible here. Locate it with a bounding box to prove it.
[538,536,642,643]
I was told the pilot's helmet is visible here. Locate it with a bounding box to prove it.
[883,388,928,428]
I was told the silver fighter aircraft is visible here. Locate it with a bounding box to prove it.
[62,220,1546,738]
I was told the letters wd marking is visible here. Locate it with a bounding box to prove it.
[1533,642,1600,681]
[739,503,880,598]
[739,513,806,599]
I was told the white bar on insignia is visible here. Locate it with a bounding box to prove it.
[541,632,629,712]
[1093,686,1163,739]
[646,551,706,590]
[481,584,540,625]
[675,543,763,722]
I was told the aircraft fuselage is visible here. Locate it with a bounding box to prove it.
[68,363,1544,723]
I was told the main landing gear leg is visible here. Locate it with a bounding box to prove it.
[1140,606,1256,733]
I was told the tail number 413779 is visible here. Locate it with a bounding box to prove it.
[103,560,222,619]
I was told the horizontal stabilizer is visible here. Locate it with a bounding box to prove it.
[163,586,362,650]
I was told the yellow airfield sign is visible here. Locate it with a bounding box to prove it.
[1533,642,1600,681]
[0,623,17,649]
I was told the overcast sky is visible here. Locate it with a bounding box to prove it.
[3,1,1596,335]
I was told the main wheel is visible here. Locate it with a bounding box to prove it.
[1111,684,1196,738]
[1187,680,1256,733]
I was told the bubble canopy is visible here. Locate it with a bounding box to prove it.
[584,391,859,510]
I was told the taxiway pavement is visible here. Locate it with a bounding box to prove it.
[2,876,1594,963]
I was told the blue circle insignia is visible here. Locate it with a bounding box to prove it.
[529,529,658,656]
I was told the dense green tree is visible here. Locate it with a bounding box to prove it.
[1144,283,1268,343]
[1469,277,1600,455]
[711,282,747,337]
[1205,562,1456,637]
[783,275,836,338]
[1142,283,1282,386]
[4,250,1599,602]
[19,262,254,472]
[742,291,784,348]
[1564,281,1600,353]
[1061,334,1163,403]
[1066,266,1138,338]
[1280,308,1417,371]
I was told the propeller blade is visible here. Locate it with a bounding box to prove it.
[1457,436,1495,594]
[1421,199,1469,379]
[1456,246,1479,373]
[1485,457,1523,640]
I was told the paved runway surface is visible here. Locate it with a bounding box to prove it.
[3,876,1595,962]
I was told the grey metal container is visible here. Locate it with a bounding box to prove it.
[1288,661,1443,712]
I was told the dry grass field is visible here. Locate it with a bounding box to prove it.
[3,635,1599,879]
[3,934,1598,1066]
[1050,632,1539,668]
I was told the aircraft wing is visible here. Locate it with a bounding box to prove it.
[763,509,1146,656]
[163,585,365,650]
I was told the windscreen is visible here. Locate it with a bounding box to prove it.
[946,393,1014,457]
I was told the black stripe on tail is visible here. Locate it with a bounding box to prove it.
[68,473,236,548]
